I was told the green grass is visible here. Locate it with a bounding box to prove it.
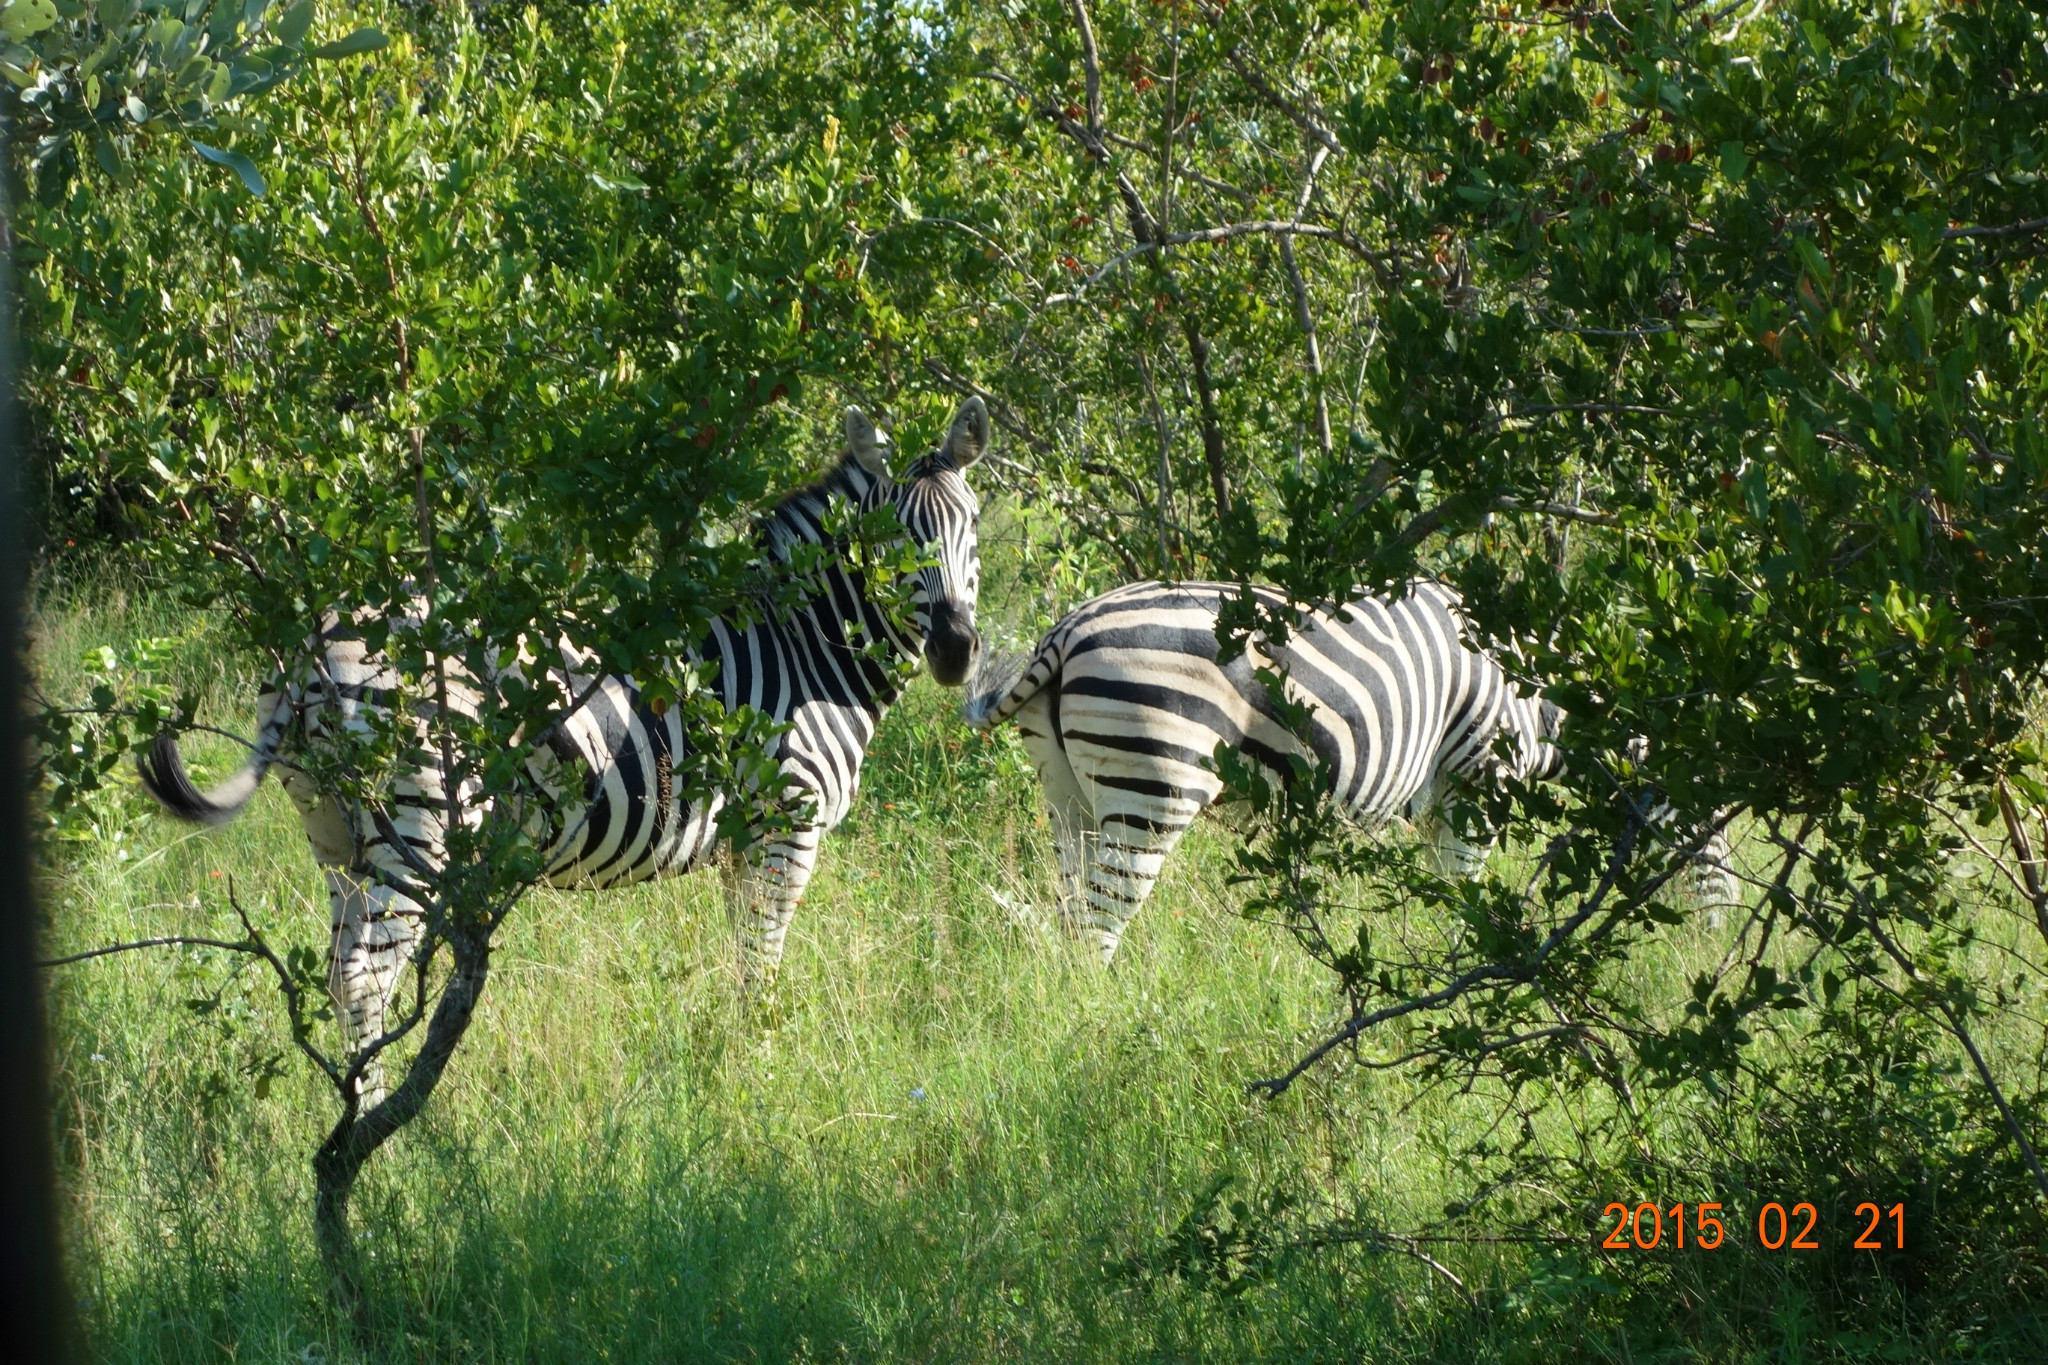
[33,577,2048,1363]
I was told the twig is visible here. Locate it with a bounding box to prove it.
[1770,827,2048,1205]
[1864,912,2048,1204]
[224,879,346,1086]
[1480,402,1672,432]
[1224,44,1343,157]
[1104,131,1252,201]
[37,936,264,968]
[921,357,1056,457]
[1943,216,2048,241]
[1995,779,2048,954]
[1282,146,1334,458]
[1492,496,1620,528]
[1045,220,1384,304]
[1249,818,1643,1098]
[1068,0,1103,135]
[1311,1226,1474,1302]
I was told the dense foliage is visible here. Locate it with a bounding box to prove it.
[19,0,2048,1353]
[910,0,2048,1341]
[17,0,1004,1310]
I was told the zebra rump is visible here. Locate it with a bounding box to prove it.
[962,579,1568,962]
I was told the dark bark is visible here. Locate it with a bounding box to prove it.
[2,154,79,1365]
[311,921,493,1327]
[1179,316,1230,521]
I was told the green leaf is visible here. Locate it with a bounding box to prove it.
[191,139,266,196]
[1718,141,1746,181]
[308,26,385,59]
[227,54,273,96]
[271,0,310,48]
[0,0,59,42]
[94,0,134,25]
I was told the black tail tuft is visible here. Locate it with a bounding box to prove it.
[137,731,258,826]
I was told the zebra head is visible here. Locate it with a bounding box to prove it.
[844,397,987,686]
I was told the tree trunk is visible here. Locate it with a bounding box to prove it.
[311,922,493,1329]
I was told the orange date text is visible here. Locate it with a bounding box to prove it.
[1598,1201,1904,1251]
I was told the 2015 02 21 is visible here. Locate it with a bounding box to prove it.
[1598,1201,1906,1251]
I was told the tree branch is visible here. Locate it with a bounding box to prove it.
[1943,216,2048,240]
[1249,819,1643,1098]
[1480,402,1672,431]
[1180,316,1231,522]
[1068,0,1103,136]
[1224,44,1342,157]
[37,936,265,968]
[1282,146,1334,458]
[1492,496,1620,528]
[1046,219,1391,304]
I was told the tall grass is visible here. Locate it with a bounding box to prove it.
[33,569,2048,1362]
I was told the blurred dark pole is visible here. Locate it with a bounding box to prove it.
[0,138,73,1363]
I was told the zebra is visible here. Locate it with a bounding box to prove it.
[962,579,1731,963]
[142,399,989,1089]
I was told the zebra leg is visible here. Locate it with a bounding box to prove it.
[324,868,424,1107]
[1406,771,1494,879]
[1052,817,1097,939]
[1422,807,1492,878]
[1079,818,1195,964]
[1014,692,1095,938]
[1646,800,1740,920]
[1686,824,1740,918]
[1411,784,1493,879]
[729,826,825,990]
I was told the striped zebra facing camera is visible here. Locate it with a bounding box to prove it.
[963,579,1734,963]
[141,398,990,1100]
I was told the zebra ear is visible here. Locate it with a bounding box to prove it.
[845,406,893,479]
[945,396,989,469]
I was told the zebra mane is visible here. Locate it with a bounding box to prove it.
[756,453,883,559]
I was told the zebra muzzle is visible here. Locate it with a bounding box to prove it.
[924,601,980,687]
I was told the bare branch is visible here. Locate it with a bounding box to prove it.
[38,936,268,968]
[225,880,344,1086]
[1480,402,1673,432]
[1995,779,2048,954]
[1068,0,1103,135]
[920,357,1058,464]
[1865,912,2048,1204]
[1491,496,1621,528]
[1282,145,1334,457]
[1046,219,1393,305]
[1104,131,1253,201]
[1225,44,1343,157]
[1249,819,1644,1098]
[1180,317,1231,522]
[1943,216,2048,240]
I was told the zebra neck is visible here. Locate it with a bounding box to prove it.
[809,560,923,714]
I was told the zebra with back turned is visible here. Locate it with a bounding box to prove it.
[144,400,989,1092]
[963,579,1730,963]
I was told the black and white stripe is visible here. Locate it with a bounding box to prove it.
[962,580,1568,962]
[143,399,989,1091]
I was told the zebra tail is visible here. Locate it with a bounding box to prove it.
[137,715,280,827]
[960,644,1049,731]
